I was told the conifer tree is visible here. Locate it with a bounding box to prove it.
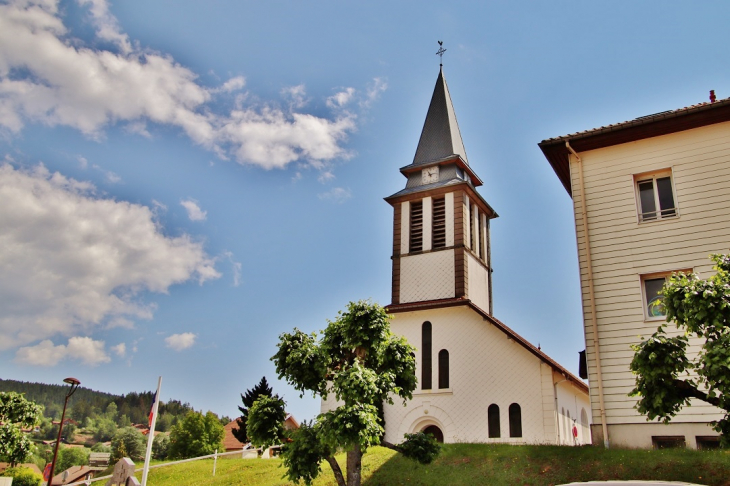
[231,377,275,443]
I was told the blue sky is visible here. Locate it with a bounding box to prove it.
[2,0,730,422]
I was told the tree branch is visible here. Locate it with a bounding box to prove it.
[325,455,346,486]
[674,379,721,408]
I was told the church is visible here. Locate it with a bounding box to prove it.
[321,66,591,445]
[379,67,592,445]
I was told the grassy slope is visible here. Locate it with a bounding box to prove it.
[140,445,730,486]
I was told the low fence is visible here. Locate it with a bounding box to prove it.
[64,446,278,486]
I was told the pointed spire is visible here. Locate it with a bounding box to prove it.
[412,67,468,166]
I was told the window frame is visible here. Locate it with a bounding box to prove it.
[634,169,679,223]
[640,269,691,321]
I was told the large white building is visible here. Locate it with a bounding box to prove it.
[539,95,730,449]
[372,67,591,445]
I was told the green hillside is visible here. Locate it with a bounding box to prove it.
[138,444,730,486]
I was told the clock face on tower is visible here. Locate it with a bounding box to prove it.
[421,165,439,184]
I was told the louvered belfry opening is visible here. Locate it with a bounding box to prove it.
[432,197,446,249]
[478,213,485,260]
[470,206,477,251]
[410,200,423,252]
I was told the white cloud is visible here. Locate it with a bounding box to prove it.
[362,77,388,109]
[0,0,361,170]
[111,342,126,357]
[318,171,335,183]
[281,85,308,110]
[0,163,220,350]
[165,332,196,351]
[222,251,242,287]
[327,87,355,109]
[180,198,207,221]
[318,187,352,203]
[15,337,111,367]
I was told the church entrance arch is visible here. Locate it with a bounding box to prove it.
[422,425,444,443]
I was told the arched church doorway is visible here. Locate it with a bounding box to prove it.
[422,425,444,443]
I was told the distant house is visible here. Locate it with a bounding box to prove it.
[222,414,299,451]
[539,95,730,449]
[51,466,95,486]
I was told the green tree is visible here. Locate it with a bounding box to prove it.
[630,253,730,445]
[168,411,224,459]
[152,434,170,460]
[248,300,439,486]
[110,427,145,462]
[56,446,89,472]
[0,392,42,466]
[232,376,276,443]
[1,466,42,486]
[93,417,117,442]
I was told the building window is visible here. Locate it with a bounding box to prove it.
[410,200,423,252]
[643,276,667,318]
[422,425,444,443]
[470,205,478,251]
[478,213,485,260]
[421,322,432,390]
[652,436,686,449]
[432,197,446,249]
[438,349,449,389]
[696,436,721,450]
[635,171,677,222]
[488,404,500,438]
[509,403,522,438]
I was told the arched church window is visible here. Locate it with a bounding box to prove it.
[509,403,522,438]
[422,322,432,390]
[488,404,500,438]
[410,200,423,252]
[432,197,446,249]
[438,349,449,389]
[422,425,444,443]
[580,408,589,440]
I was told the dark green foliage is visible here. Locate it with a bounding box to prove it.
[1,467,42,486]
[0,379,193,433]
[56,446,89,472]
[110,427,145,462]
[279,422,331,485]
[168,411,224,459]
[232,376,275,443]
[247,396,286,450]
[152,434,170,460]
[91,442,111,453]
[631,253,730,445]
[251,300,436,486]
[0,392,41,466]
[397,432,441,464]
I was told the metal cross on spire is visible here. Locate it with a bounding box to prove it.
[436,40,446,66]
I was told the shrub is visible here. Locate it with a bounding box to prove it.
[2,466,42,486]
[110,427,145,462]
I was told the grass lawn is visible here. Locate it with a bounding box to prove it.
[138,444,730,486]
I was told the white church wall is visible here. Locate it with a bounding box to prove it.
[400,201,410,254]
[466,253,489,312]
[400,251,456,303]
[384,306,557,445]
[554,379,592,445]
[445,192,455,247]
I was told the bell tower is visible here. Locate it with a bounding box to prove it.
[385,67,497,314]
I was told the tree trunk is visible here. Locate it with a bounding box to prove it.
[346,443,362,486]
[325,456,346,486]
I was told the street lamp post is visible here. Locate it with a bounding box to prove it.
[46,377,81,486]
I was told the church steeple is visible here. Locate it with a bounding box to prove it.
[412,67,469,167]
[385,67,497,315]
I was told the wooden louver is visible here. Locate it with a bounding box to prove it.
[432,197,446,249]
[410,200,423,252]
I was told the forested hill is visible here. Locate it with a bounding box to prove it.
[0,379,195,427]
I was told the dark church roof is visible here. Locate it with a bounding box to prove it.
[409,67,469,168]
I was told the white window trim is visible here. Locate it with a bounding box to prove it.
[633,168,679,224]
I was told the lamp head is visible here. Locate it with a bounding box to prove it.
[63,377,81,386]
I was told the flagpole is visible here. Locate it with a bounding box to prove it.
[141,376,162,486]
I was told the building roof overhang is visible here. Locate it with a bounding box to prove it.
[386,298,588,394]
[538,97,730,196]
[384,178,498,219]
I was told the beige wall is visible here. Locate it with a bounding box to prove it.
[570,121,730,441]
[400,251,455,303]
